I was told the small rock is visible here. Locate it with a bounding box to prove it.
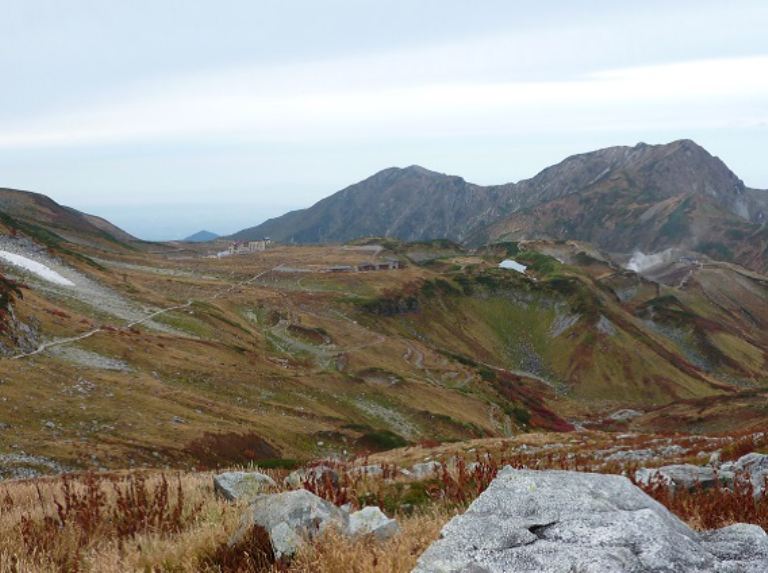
[214,472,277,501]
[349,506,400,540]
[410,461,442,479]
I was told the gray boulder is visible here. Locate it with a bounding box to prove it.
[213,471,277,501]
[349,506,400,540]
[413,468,768,572]
[284,464,340,489]
[635,464,734,494]
[232,489,349,559]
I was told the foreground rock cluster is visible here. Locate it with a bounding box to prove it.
[211,451,768,570]
[414,468,768,572]
[213,470,399,559]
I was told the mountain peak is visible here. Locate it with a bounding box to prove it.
[402,165,443,177]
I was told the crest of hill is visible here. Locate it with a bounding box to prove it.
[228,140,768,271]
[0,187,139,252]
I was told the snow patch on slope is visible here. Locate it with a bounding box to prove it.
[499,259,527,273]
[626,249,674,273]
[0,251,75,286]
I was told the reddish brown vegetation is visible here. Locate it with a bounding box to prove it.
[11,473,202,572]
[186,431,281,468]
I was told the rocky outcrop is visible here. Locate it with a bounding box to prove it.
[213,471,277,501]
[414,468,768,572]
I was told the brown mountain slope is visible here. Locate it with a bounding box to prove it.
[0,187,139,253]
[230,166,510,244]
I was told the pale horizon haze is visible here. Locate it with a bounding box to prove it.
[1,1,767,240]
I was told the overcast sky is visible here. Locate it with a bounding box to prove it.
[1,1,767,240]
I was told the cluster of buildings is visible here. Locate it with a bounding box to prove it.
[227,238,271,255]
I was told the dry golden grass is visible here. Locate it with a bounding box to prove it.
[0,471,241,572]
[0,467,455,573]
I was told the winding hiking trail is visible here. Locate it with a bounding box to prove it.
[10,263,283,361]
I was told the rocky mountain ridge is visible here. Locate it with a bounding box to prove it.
[230,140,768,271]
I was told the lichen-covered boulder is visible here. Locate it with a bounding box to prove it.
[349,506,400,540]
[213,471,277,501]
[414,468,768,572]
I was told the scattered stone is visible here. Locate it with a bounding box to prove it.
[608,409,643,421]
[414,468,768,572]
[213,472,277,501]
[635,464,734,494]
[660,444,688,457]
[349,506,400,540]
[232,489,349,559]
[604,448,656,462]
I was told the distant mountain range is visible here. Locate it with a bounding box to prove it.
[229,140,768,272]
[183,230,219,242]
